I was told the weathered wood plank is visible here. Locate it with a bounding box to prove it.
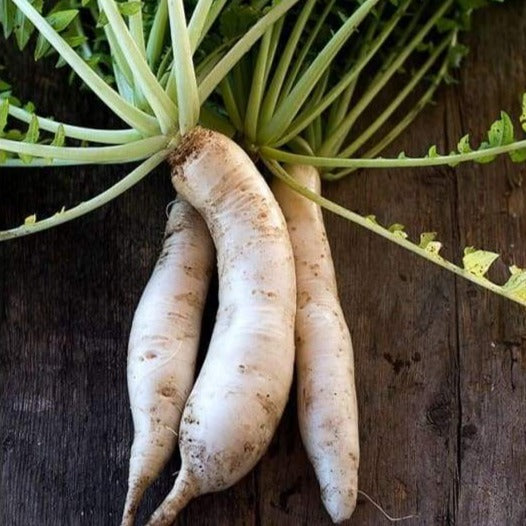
[448,3,526,525]
[1,2,526,525]
[324,105,460,526]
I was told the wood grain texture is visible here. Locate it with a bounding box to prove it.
[1,2,526,525]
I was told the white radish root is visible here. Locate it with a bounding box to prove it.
[272,164,359,524]
[122,197,214,525]
[147,127,296,525]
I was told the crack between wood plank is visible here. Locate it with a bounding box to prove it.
[446,84,470,526]
[254,466,262,526]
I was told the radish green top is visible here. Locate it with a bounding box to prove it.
[1,0,525,307]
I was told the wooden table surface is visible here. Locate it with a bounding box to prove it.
[2,2,526,525]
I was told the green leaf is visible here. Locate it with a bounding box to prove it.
[462,247,499,277]
[96,10,108,27]
[118,1,143,17]
[4,94,20,107]
[65,35,88,48]
[5,128,23,140]
[419,232,437,248]
[435,17,457,32]
[0,98,8,136]
[97,1,141,25]
[510,147,526,163]
[0,0,16,39]
[50,124,65,147]
[5,128,24,141]
[47,9,79,32]
[220,3,261,40]
[35,9,79,60]
[24,214,37,225]
[459,0,488,9]
[427,145,439,158]
[14,7,34,50]
[520,93,526,132]
[0,79,10,93]
[488,111,514,147]
[502,266,526,301]
[419,232,443,257]
[448,43,469,68]
[388,223,408,239]
[476,111,515,164]
[56,55,67,68]
[24,114,39,143]
[19,114,39,163]
[457,134,472,154]
[34,35,51,60]
[14,0,43,50]
[23,101,35,113]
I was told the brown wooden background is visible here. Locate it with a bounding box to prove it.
[2,2,526,525]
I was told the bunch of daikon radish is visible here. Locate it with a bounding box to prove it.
[1,0,522,524]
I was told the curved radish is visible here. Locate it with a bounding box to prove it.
[122,197,214,525]
[147,127,296,525]
[272,164,359,523]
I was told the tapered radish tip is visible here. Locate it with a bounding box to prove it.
[146,473,197,526]
[321,484,357,524]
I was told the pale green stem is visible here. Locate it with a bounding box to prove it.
[279,0,336,103]
[11,0,159,135]
[327,81,357,139]
[326,2,388,134]
[103,25,136,97]
[321,1,426,156]
[275,2,408,148]
[7,106,141,144]
[258,0,317,130]
[129,4,146,57]
[200,105,236,137]
[188,0,214,53]
[289,136,314,156]
[198,0,299,103]
[0,135,168,163]
[260,140,526,170]
[328,56,450,180]
[165,70,178,102]
[219,78,243,131]
[263,158,526,308]
[159,72,170,91]
[263,17,284,83]
[72,16,108,83]
[319,0,453,157]
[113,65,137,105]
[3,158,93,167]
[341,34,452,158]
[196,40,232,84]
[245,28,273,143]
[258,0,382,145]
[231,62,249,123]
[156,47,173,82]
[99,0,178,133]
[305,69,330,152]
[146,0,169,70]
[196,0,228,50]
[129,3,149,109]
[0,150,168,241]
[364,70,448,159]
[73,17,93,60]
[168,0,200,134]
